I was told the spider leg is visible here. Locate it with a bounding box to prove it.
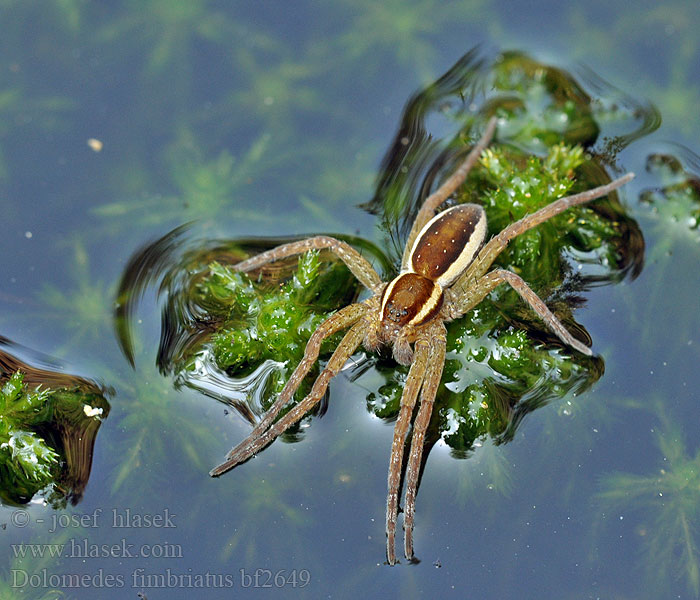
[386,339,431,565]
[454,172,635,291]
[210,303,367,476]
[449,268,592,355]
[235,235,382,292]
[403,324,446,561]
[401,117,498,269]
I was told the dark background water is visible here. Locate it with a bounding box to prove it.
[1,2,700,599]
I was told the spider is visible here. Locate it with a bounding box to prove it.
[210,117,634,565]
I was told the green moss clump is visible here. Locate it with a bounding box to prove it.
[640,153,700,242]
[0,368,110,506]
[194,250,358,409]
[366,143,613,454]
[469,143,620,284]
[0,372,59,501]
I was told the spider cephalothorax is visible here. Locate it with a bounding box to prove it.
[210,117,634,565]
[368,203,488,365]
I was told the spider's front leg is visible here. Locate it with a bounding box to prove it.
[210,302,367,476]
[211,231,383,475]
[403,323,446,561]
[455,172,635,290]
[386,338,431,565]
[446,171,636,354]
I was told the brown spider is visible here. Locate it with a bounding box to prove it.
[210,117,634,565]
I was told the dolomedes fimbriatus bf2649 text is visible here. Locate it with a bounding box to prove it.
[210,117,634,564]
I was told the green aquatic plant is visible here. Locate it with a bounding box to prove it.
[0,345,110,507]
[0,84,74,186]
[219,464,312,564]
[34,240,115,356]
[220,44,330,135]
[640,152,700,252]
[628,152,700,354]
[188,248,358,419]
[338,0,492,80]
[96,0,239,74]
[452,438,515,507]
[107,359,217,494]
[470,143,621,278]
[0,525,77,599]
[597,419,700,596]
[94,130,276,228]
[0,372,58,501]
[569,3,700,135]
[488,53,600,151]
[0,563,66,600]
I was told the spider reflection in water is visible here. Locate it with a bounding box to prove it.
[210,117,634,565]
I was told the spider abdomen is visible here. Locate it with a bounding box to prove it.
[409,203,487,287]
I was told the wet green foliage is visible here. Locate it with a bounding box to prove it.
[473,144,620,277]
[489,53,600,151]
[366,143,607,453]
[193,251,357,411]
[567,3,700,131]
[94,131,276,228]
[629,152,700,354]
[0,369,109,507]
[640,152,700,249]
[0,372,58,502]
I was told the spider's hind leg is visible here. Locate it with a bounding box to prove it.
[385,339,431,565]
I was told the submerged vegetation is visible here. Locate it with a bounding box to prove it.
[597,409,700,596]
[191,250,358,421]
[640,151,700,249]
[0,364,109,507]
[0,372,58,502]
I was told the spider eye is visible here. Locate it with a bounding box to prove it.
[386,302,409,323]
